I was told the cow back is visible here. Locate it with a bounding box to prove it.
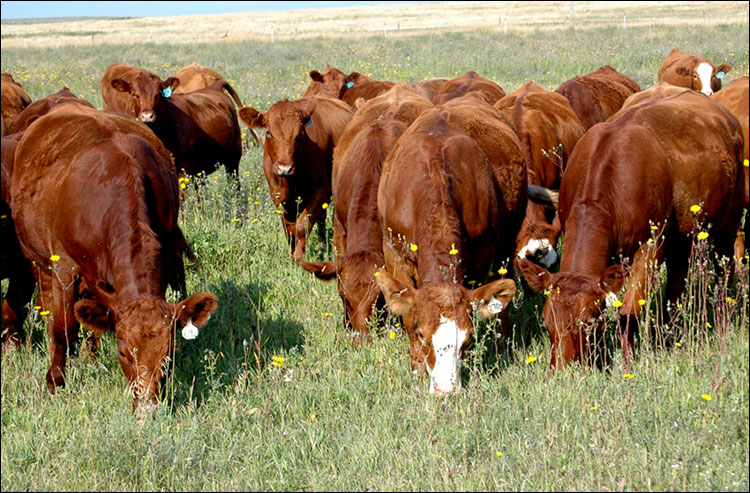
[433,71,506,106]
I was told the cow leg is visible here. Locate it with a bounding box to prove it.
[37,272,79,393]
[1,258,36,352]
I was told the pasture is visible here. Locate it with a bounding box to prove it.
[2,8,749,491]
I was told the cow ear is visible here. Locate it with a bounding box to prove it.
[675,67,692,77]
[600,264,626,294]
[74,300,113,334]
[517,258,553,293]
[163,77,180,91]
[238,107,264,128]
[716,63,732,75]
[300,98,317,120]
[111,78,131,93]
[375,270,415,316]
[300,261,338,281]
[309,70,322,82]
[174,292,219,329]
[471,279,517,319]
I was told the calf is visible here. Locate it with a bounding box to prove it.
[239,96,354,262]
[495,81,585,269]
[111,73,242,178]
[300,83,432,345]
[376,96,525,396]
[518,90,745,371]
[432,71,506,106]
[11,104,218,410]
[555,65,641,130]
[658,48,732,96]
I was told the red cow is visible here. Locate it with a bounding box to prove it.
[1,73,32,136]
[413,77,448,101]
[518,90,745,371]
[101,63,156,115]
[432,71,507,106]
[111,73,243,178]
[494,81,585,269]
[712,76,749,207]
[376,95,525,396]
[555,65,641,130]
[239,96,354,262]
[618,81,688,112]
[300,83,432,345]
[341,80,395,108]
[11,104,218,409]
[659,48,732,96]
[7,88,94,134]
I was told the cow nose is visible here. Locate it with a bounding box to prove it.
[139,111,155,123]
[273,161,295,176]
[701,88,713,96]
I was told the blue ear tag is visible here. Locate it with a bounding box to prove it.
[162,86,172,98]
[306,118,313,128]
[345,81,354,88]
[716,71,725,79]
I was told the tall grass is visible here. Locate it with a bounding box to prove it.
[2,22,749,491]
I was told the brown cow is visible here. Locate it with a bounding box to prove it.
[111,74,243,178]
[11,104,218,410]
[518,90,745,371]
[7,88,94,134]
[432,71,506,106]
[300,83,432,344]
[413,77,449,101]
[172,62,262,146]
[341,80,396,109]
[239,96,354,262]
[658,48,732,96]
[712,76,749,208]
[101,63,157,115]
[555,65,641,130]
[376,95,525,396]
[1,73,32,136]
[494,81,585,269]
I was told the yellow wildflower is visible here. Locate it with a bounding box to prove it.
[498,268,508,275]
[50,255,60,262]
[449,243,458,255]
[697,232,709,240]
[701,394,712,401]
[638,299,646,306]
[496,451,503,457]
[389,331,396,339]
[40,311,50,316]
[612,300,623,308]
[410,244,418,252]
[526,356,537,364]
[322,203,328,209]
[690,204,701,214]
[623,373,634,379]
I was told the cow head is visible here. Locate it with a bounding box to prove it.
[239,98,317,177]
[376,271,516,396]
[675,61,732,96]
[74,292,218,410]
[309,65,348,98]
[301,251,384,346]
[518,258,625,370]
[515,219,560,269]
[111,73,180,123]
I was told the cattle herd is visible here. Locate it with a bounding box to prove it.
[1,47,748,408]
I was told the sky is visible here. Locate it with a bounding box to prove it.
[0,1,428,20]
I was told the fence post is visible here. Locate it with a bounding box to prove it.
[623,13,626,28]
[570,1,574,28]
[271,25,274,43]
[383,21,387,38]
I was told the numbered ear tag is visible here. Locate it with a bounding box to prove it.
[306,118,313,127]
[345,81,354,88]
[716,71,725,79]
[162,86,172,98]
[181,318,198,340]
[488,296,504,314]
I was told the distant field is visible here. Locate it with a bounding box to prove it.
[1,4,749,492]
[1,1,749,47]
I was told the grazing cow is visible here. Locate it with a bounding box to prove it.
[300,83,432,344]
[494,82,585,269]
[7,88,94,134]
[432,71,506,106]
[413,77,449,102]
[555,65,641,130]
[376,95,525,395]
[173,62,262,146]
[518,90,745,371]
[302,80,337,98]
[1,73,32,135]
[111,74,243,178]
[658,48,732,96]
[239,96,354,262]
[11,104,218,409]
[619,81,688,112]
[101,63,157,115]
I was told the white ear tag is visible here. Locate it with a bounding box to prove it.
[488,296,504,314]
[181,318,199,340]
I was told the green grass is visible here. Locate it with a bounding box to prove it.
[2,23,749,491]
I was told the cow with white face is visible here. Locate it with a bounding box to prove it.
[658,48,732,96]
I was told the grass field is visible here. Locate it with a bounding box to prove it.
[1,6,749,491]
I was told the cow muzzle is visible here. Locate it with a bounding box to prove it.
[273,161,296,176]
[138,111,156,123]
